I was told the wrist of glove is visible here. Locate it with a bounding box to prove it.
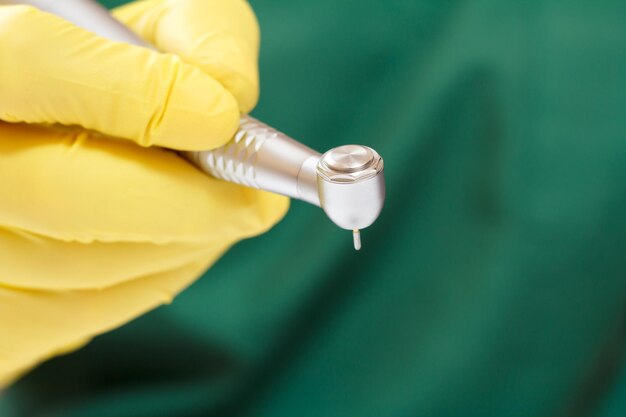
[0,0,288,386]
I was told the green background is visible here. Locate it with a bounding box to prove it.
[2,1,625,416]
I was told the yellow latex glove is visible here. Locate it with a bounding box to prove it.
[0,0,289,386]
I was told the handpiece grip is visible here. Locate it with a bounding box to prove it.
[9,0,387,250]
[182,117,321,206]
[11,0,323,205]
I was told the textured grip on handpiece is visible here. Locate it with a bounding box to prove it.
[183,116,322,206]
[184,117,271,189]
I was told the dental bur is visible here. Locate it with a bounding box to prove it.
[13,0,386,250]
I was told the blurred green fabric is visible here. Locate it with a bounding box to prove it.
[1,1,625,416]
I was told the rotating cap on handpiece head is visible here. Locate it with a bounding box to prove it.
[316,145,385,250]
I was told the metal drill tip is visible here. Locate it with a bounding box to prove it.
[353,229,361,251]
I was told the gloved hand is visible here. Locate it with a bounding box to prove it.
[0,0,288,386]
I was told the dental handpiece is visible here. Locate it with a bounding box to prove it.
[8,0,386,250]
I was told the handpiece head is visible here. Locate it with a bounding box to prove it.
[316,145,385,250]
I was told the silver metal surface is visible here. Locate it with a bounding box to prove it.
[317,146,385,231]
[8,0,387,249]
[317,167,386,231]
[183,116,321,206]
[318,145,383,183]
[322,145,374,172]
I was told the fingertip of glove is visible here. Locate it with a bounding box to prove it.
[140,56,241,151]
[149,96,241,152]
[242,191,291,238]
[263,193,291,227]
[228,71,259,114]
[115,0,262,114]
